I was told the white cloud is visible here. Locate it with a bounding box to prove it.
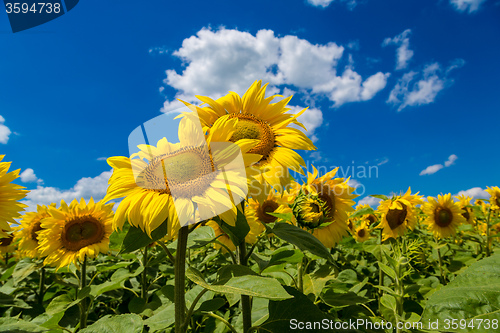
[419,164,444,176]
[0,115,12,144]
[382,29,414,70]
[20,168,43,184]
[444,154,458,167]
[347,179,362,188]
[450,0,486,13]
[419,154,458,176]
[456,187,489,200]
[377,158,389,166]
[358,196,382,207]
[287,105,324,142]
[97,157,107,161]
[307,0,357,9]
[21,170,112,212]
[162,27,389,112]
[388,60,464,111]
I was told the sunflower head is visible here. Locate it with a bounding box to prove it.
[14,204,54,258]
[0,155,28,238]
[377,187,423,241]
[38,198,114,269]
[292,192,330,229]
[0,231,15,254]
[454,194,475,224]
[486,186,500,211]
[422,194,466,239]
[353,222,371,242]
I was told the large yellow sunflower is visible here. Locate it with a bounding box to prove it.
[0,155,28,238]
[377,188,423,241]
[292,166,357,249]
[486,186,500,211]
[104,115,260,237]
[37,198,114,270]
[245,189,294,244]
[422,194,466,239]
[454,194,475,225]
[180,81,316,201]
[14,204,54,258]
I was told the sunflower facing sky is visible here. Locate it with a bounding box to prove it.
[0,155,28,238]
[14,204,55,259]
[292,166,357,249]
[422,194,466,239]
[37,198,114,270]
[105,114,260,237]
[180,80,316,201]
[377,188,423,241]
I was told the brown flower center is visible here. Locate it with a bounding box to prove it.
[312,185,335,220]
[61,216,105,251]
[257,200,280,223]
[366,214,377,226]
[357,228,366,238]
[228,113,275,163]
[30,221,43,242]
[138,146,217,198]
[0,234,13,247]
[434,207,453,227]
[461,208,470,222]
[386,203,408,230]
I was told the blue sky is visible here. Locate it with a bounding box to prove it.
[1,0,499,209]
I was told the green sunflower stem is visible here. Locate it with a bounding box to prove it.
[436,242,446,285]
[238,241,252,333]
[79,256,88,330]
[141,246,149,302]
[297,256,304,293]
[485,207,491,257]
[38,267,46,306]
[175,226,189,333]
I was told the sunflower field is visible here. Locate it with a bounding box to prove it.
[1,81,499,333]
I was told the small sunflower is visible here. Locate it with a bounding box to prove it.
[486,186,500,211]
[353,222,371,242]
[245,190,294,244]
[104,115,260,237]
[454,194,475,225]
[14,204,55,258]
[352,204,378,227]
[0,156,28,238]
[180,81,316,201]
[37,198,114,270]
[292,166,357,249]
[377,188,423,241]
[422,194,466,239]
[0,231,15,254]
[206,220,236,253]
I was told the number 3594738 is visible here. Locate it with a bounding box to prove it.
[5,2,61,14]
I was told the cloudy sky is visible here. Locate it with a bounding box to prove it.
[1,0,499,210]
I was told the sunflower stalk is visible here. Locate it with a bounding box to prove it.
[174,226,189,333]
[436,242,446,284]
[38,267,46,306]
[238,241,252,333]
[78,256,88,330]
[141,246,149,302]
[297,256,304,293]
[485,207,491,257]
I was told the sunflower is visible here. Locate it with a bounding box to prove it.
[0,156,28,238]
[0,231,15,254]
[104,115,260,237]
[180,81,316,201]
[292,166,357,249]
[352,204,378,227]
[206,220,235,253]
[13,204,54,258]
[422,194,466,239]
[353,222,371,242]
[37,198,114,269]
[245,189,294,244]
[486,186,500,211]
[377,188,423,241]
[454,194,475,225]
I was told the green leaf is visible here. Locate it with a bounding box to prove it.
[109,221,130,250]
[12,258,38,285]
[0,317,47,332]
[349,207,375,219]
[186,226,217,248]
[370,194,388,201]
[80,314,143,333]
[337,269,359,284]
[421,252,500,332]
[144,303,175,331]
[270,222,334,263]
[128,297,146,314]
[217,265,259,281]
[255,286,335,332]
[90,266,144,297]
[380,294,397,313]
[46,294,80,316]
[267,249,304,268]
[0,291,30,309]
[378,262,397,281]
[267,212,294,222]
[120,218,168,254]
[321,290,372,307]
[217,209,250,246]
[197,298,226,312]
[186,267,292,300]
